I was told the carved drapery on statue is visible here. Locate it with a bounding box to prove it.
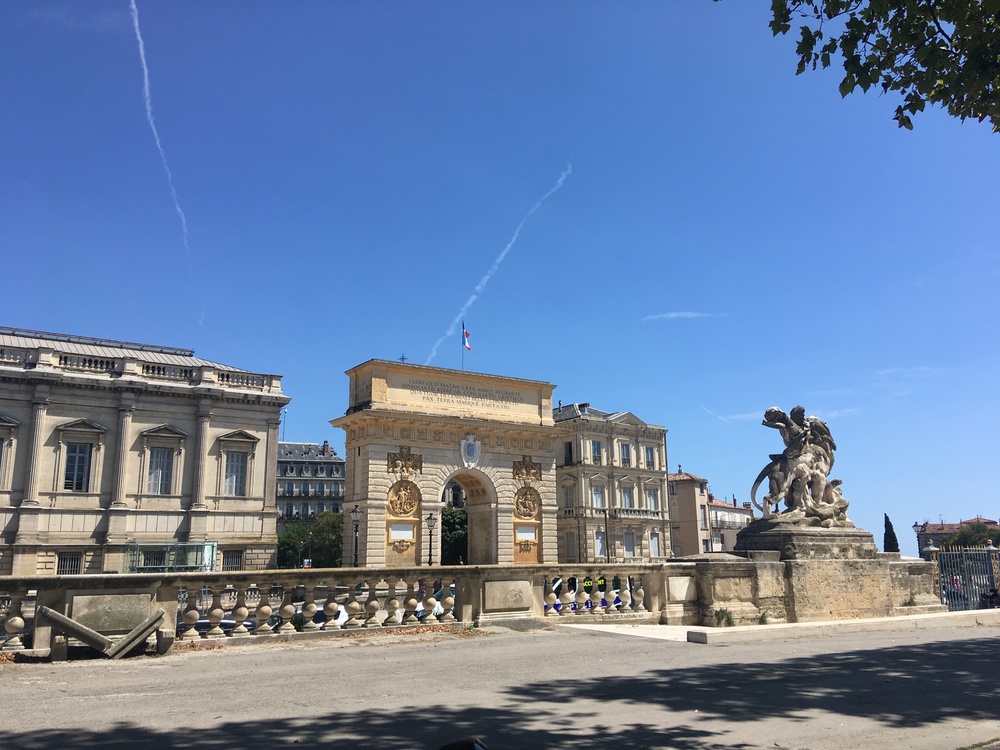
[750,405,852,527]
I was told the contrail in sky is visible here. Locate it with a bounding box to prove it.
[130,0,190,254]
[425,162,573,364]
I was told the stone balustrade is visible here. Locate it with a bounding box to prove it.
[0,562,707,657]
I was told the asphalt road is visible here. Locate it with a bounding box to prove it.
[1,620,999,750]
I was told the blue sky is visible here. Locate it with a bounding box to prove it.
[2,2,997,555]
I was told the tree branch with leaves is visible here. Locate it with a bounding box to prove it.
[766,0,1000,130]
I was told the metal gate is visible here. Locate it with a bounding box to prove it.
[932,545,1000,611]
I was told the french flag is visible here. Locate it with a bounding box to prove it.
[462,322,472,351]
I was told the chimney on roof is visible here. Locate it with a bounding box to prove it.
[558,400,562,408]
[580,402,589,410]
[733,496,737,507]
[322,440,329,455]
[677,464,682,474]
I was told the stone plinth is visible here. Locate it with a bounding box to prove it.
[728,521,945,623]
[734,521,878,560]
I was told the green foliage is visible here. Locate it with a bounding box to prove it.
[942,521,1000,548]
[766,0,1000,131]
[276,512,343,568]
[901,593,917,607]
[883,513,900,553]
[713,608,735,627]
[757,611,769,625]
[441,507,468,565]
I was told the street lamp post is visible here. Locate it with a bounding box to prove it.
[912,522,922,558]
[351,504,362,568]
[426,512,437,566]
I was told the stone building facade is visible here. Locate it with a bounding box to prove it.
[332,360,558,567]
[276,440,346,520]
[553,403,670,563]
[0,327,289,575]
[667,469,712,556]
[707,494,754,552]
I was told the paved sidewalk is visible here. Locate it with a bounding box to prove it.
[2,615,999,750]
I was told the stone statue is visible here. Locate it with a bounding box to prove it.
[750,406,852,527]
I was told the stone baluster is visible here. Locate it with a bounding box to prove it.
[205,590,226,638]
[559,590,574,616]
[545,590,558,616]
[575,587,591,615]
[382,582,401,626]
[2,593,26,651]
[322,591,341,630]
[603,586,618,614]
[633,582,646,613]
[363,580,382,628]
[402,582,420,625]
[618,588,632,613]
[438,585,456,623]
[342,584,363,629]
[179,588,202,641]
[276,589,297,634]
[230,587,252,637]
[590,585,604,614]
[422,589,439,624]
[254,587,275,635]
[299,586,318,631]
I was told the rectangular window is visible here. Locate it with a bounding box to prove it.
[225,452,248,496]
[646,488,659,510]
[591,441,602,465]
[621,486,634,508]
[147,447,173,495]
[142,550,167,569]
[702,539,710,553]
[564,486,575,508]
[595,530,606,559]
[624,531,635,557]
[221,549,243,572]
[301,483,310,497]
[645,446,655,468]
[285,482,294,495]
[284,502,294,517]
[64,443,92,492]
[301,502,310,518]
[620,443,631,467]
[650,531,661,558]
[700,505,708,529]
[565,531,577,562]
[564,441,573,465]
[317,482,325,496]
[316,502,325,514]
[669,483,676,495]
[56,551,82,575]
[592,485,604,509]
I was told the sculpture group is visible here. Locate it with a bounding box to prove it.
[750,406,852,527]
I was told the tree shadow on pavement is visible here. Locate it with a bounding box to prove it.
[511,634,1000,729]
[2,635,997,749]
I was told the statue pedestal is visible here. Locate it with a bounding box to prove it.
[735,520,878,560]
[728,520,945,622]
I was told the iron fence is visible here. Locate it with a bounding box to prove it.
[932,545,1000,611]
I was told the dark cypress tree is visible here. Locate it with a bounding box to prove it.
[883,513,900,553]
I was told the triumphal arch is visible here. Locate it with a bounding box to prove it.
[331,360,558,567]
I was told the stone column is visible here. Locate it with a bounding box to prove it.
[191,398,213,510]
[21,383,50,507]
[111,392,135,508]
[188,398,213,543]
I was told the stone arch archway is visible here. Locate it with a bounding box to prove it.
[443,468,498,566]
